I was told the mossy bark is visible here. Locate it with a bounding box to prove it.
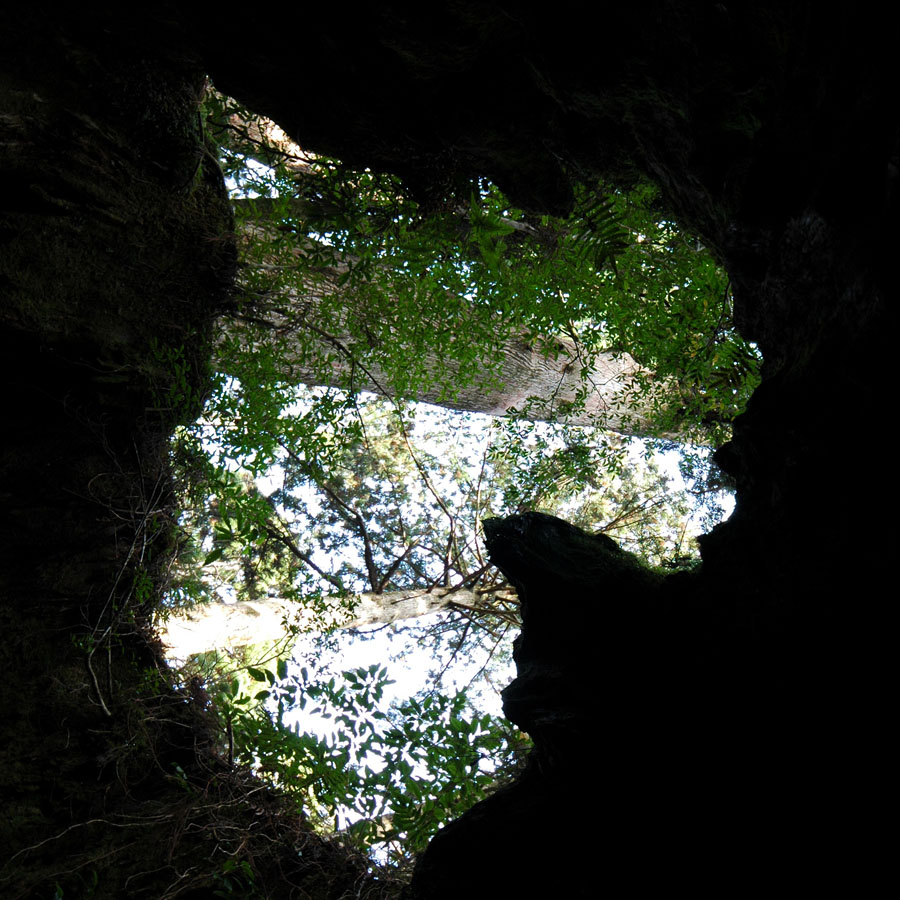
[0,16,396,900]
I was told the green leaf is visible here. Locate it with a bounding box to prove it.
[204,546,225,565]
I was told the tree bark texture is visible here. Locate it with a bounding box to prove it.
[221,210,667,435]
[231,310,653,428]
[160,586,514,658]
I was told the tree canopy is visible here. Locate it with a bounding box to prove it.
[158,87,758,868]
[208,91,760,438]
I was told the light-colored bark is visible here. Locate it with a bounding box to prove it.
[229,301,655,432]
[219,235,666,435]
[159,586,514,659]
[218,113,672,436]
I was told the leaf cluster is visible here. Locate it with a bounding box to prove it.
[206,89,760,438]
[158,88,754,870]
[210,658,529,868]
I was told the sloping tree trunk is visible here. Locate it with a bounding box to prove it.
[221,217,667,435]
[160,586,515,658]
[226,295,656,432]
[216,123,672,436]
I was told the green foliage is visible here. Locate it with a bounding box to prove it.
[213,660,529,866]
[166,388,718,869]
[146,337,207,419]
[171,391,711,623]
[159,89,757,869]
[487,422,703,565]
[212,859,257,898]
[206,90,759,440]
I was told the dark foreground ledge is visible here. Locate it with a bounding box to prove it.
[411,510,888,897]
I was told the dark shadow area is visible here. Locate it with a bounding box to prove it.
[1,6,893,897]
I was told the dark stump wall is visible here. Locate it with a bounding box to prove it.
[1,6,894,897]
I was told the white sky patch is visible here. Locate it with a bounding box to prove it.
[178,373,735,822]
[225,156,278,199]
[277,610,517,840]
[255,465,285,497]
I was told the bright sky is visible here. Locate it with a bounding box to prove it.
[171,391,732,709]
[286,610,513,733]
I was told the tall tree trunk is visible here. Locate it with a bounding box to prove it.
[217,145,672,436]
[160,586,515,658]
[220,219,667,435]
[224,296,658,432]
